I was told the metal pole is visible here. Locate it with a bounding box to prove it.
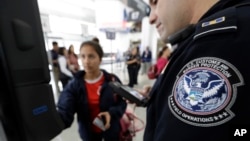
[111,39,113,73]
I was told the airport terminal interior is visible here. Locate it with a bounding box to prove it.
[44,1,158,140]
[44,0,161,140]
[2,0,250,141]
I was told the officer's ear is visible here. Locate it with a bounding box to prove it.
[168,24,196,45]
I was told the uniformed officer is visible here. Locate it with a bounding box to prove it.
[141,0,250,141]
[126,47,141,88]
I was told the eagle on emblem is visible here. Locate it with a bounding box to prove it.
[183,75,224,106]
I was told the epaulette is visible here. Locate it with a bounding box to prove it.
[194,7,237,40]
[194,2,250,40]
[234,2,250,8]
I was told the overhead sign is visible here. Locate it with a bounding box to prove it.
[127,11,143,22]
[105,31,116,40]
[126,0,150,22]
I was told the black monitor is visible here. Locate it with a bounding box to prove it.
[0,0,64,141]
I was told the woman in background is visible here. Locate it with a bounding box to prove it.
[126,46,141,88]
[156,46,171,75]
[57,41,126,141]
[58,47,73,88]
[68,45,80,75]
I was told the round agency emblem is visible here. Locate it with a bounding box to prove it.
[168,57,244,127]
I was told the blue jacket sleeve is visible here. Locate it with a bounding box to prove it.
[57,80,77,128]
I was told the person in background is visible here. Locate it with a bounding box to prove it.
[50,41,60,93]
[135,46,141,84]
[58,47,73,88]
[126,46,141,88]
[156,45,171,76]
[68,45,80,75]
[141,46,152,75]
[122,48,131,74]
[57,41,126,141]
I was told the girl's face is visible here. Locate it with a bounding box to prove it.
[80,45,101,73]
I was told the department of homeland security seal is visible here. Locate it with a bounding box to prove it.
[168,57,244,127]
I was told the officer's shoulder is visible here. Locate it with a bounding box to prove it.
[194,3,250,40]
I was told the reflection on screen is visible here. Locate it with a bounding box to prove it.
[121,86,144,100]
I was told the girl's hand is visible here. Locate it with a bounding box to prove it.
[98,112,111,130]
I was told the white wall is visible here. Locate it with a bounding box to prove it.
[95,31,141,54]
[38,0,95,23]
[95,0,126,29]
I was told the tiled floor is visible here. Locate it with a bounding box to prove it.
[50,62,156,141]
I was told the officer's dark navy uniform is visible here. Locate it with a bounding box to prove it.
[144,0,250,140]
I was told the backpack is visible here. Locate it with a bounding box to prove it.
[147,64,158,79]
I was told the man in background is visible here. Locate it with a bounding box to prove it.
[50,41,60,94]
[141,46,152,75]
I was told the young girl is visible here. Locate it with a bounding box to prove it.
[57,41,127,141]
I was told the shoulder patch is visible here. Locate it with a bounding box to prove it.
[168,57,244,127]
[194,7,237,40]
[201,16,225,27]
